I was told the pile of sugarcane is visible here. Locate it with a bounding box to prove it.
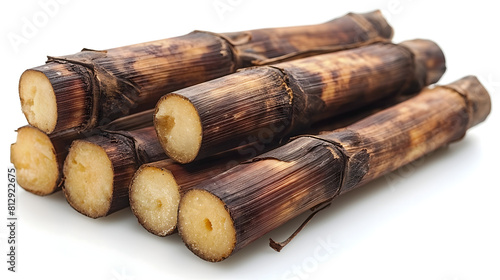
[10,10,491,262]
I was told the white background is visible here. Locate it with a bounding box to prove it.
[1,1,499,279]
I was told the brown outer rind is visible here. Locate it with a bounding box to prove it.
[321,75,491,191]
[225,10,393,66]
[43,32,235,133]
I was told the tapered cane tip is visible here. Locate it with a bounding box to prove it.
[444,75,492,128]
[359,10,394,40]
[129,165,181,236]
[399,39,447,85]
[155,94,203,164]
[178,189,236,262]
[19,70,58,134]
[63,140,114,218]
[10,126,59,195]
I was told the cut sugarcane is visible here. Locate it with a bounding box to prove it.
[155,39,446,163]
[177,76,491,262]
[10,110,154,196]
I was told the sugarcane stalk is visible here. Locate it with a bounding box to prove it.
[10,109,154,196]
[155,39,446,164]
[18,11,392,134]
[177,76,491,262]
[129,94,416,236]
[62,125,166,218]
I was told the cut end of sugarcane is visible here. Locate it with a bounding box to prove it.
[129,165,181,236]
[19,70,58,134]
[155,94,202,164]
[63,140,114,218]
[178,189,236,262]
[10,126,59,195]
